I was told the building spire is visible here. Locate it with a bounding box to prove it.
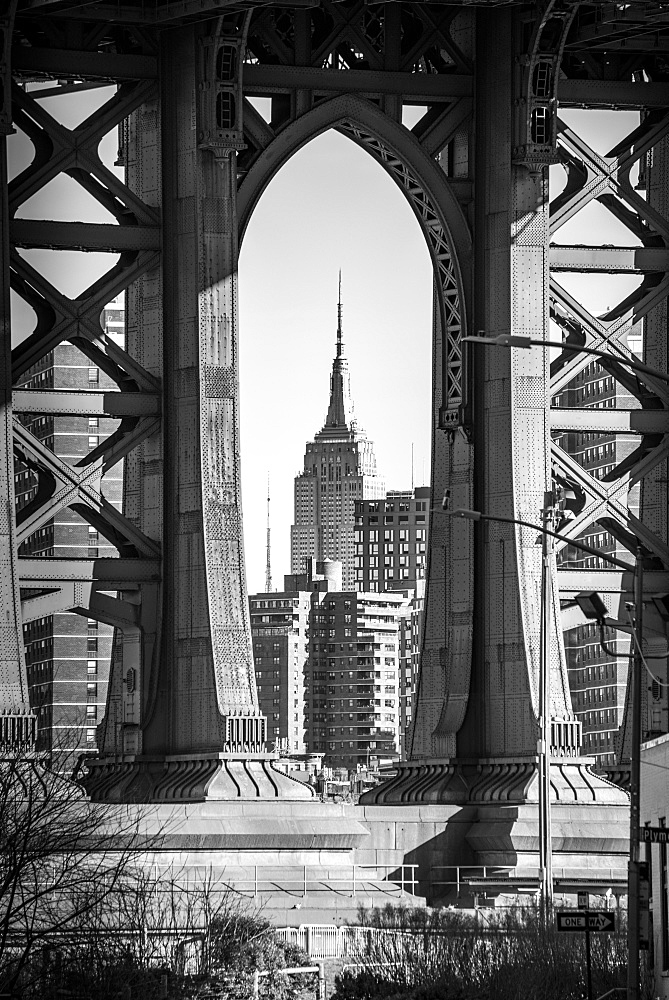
[323,272,356,430]
[265,473,272,592]
[337,270,344,358]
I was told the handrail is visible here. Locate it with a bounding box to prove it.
[154,863,419,899]
[429,865,627,894]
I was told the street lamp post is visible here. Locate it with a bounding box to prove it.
[463,331,654,996]
[539,497,555,914]
[628,546,644,1000]
[444,502,641,953]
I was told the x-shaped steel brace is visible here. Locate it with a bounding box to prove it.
[551,113,669,242]
[11,251,159,391]
[552,443,669,569]
[13,418,159,558]
[310,0,385,71]
[9,80,158,224]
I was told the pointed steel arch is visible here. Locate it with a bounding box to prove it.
[238,94,476,759]
[238,93,472,425]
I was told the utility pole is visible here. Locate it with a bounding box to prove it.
[265,474,272,593]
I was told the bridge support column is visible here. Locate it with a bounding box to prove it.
[362,8,629,873]
[81,20,311,802]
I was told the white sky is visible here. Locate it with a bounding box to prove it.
[8,88,641,596]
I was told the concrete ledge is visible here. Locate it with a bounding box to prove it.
[148,819,370,851]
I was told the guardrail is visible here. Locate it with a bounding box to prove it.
[202,863,418,899]
[430,866,627,897]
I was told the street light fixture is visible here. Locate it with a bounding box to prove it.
[444,501,643,994]
[464,333,669,387]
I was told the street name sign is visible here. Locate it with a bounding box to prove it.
[556,912,616,933]
[640,826,669,844]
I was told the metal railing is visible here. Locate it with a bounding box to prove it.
[430,865,628,897]
[202,863,418,899]
[275,925,414,959]
[253,964,325,999]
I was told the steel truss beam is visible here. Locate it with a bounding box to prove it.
[19,556,160,585]
[559,80,669,110]
[12,389,159,417]
[242,64,472,100]
[559,569,669,597]
[11,46,157,80]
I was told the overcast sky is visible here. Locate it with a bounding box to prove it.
[8,88,640,596]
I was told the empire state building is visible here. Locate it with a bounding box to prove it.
[290,280,385,590]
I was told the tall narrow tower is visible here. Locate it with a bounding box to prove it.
[265,475,272,594]
[290,275,384,589]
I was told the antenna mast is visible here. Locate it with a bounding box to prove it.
[337,270,343,357]
[265,474,272,592]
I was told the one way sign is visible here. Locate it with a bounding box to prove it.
[556,912,616,933]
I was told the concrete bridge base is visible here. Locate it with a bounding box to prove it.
[95,773,629,910]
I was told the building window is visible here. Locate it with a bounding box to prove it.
[86,728,96,742]
[88,368,99,384]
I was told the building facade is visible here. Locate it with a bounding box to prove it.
[251,559,412,770]
[16,297,124,761]
[249,590,311,754]
[290,286,384,589]
[354,486,430,593]
[250,559,341,755]
[353,486,431,756]
[305,586,411,771]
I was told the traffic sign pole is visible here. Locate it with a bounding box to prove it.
[585,913,592,1000]
[556,912,616,933]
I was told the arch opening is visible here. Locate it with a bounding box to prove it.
[239,127,433,594]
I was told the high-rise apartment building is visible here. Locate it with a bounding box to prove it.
[251,559,411,770]
[249,559,341,754]
[16,297,124,761]
[305,585,411,770]
[249,591,311,754]
[554,345,645,766]
[354,486,430,756]
[290,283,384,589]
[354,487,430,593]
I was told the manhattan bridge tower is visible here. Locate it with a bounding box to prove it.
[2,0,669,867]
